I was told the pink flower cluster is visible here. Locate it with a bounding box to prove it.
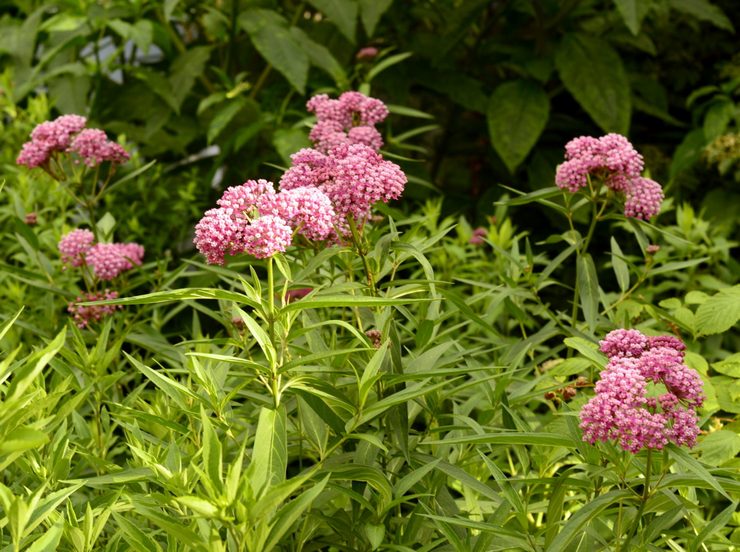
[67,290,122,328]
[280,144,406,229]
[17,115,129,170]
[193,180,335,264]
[555,134,664,220]
[58,229,144,280]
[194,92,407,263]
[580,329,704,453]
[307,92,388,153]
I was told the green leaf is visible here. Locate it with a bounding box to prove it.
[577,253,600,332]
[613,0,648,34]
[0,426,48,454]
[250,405,288,495]
[7,328,66,402]
[358,0,393,35]
[125,352,200,411]
[169,46,212,112]
[703,98,734,140]
[610,237,630,292]
[239,9,309,93]
[367,54,412,83]
[307,0,358,43]
[669,128,706,181]
[26,520,63,552]
[563,337,608,367]
[208,99,246,144]
[689,500,737,552]
[670,0,734,31]
[668,445,731,499]
[695,430,740,466]
[548,490,632,552]
[272,128,312,165]
[695,285,740,335]
[200,408,223,492]
[263,475,330,551]
[290,27,347,87]
[358,342,388,408]
[555,33,631,134]
[487,80,550,173]
[422,432,575,447]
[175,496,220,518]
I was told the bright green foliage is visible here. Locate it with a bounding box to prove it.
[0,0,739,550]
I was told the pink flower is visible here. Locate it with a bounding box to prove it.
[31,115,87,149]
[580,329,703,453]
[306,91,389,152]
[556,133,643,192]
[469,227,488,245]
[17,140,55,168]
[242,215,292,259]
[218,179,276,221]
[59,229,95,267]
[356,47,379,60]
[68,290,121,328]
[17,115,88,168]
[259,187,336,240]
[86,242,144,280]
[623,177,663,220]
[280,144,406,231]
[193,208,244,265]
[68,129,130,167]
[599,329,649,358]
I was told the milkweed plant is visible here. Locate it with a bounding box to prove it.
[3,87,738,552]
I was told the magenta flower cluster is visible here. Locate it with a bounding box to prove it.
[194,92,407,264]
[555,134,664,220]
[194,179,334,264]
[580,329,704,453]
[280,143,406,230]
[307,91,388,153]
[59,229,144,281]
[67,290,122,329]
[17,115,129,170]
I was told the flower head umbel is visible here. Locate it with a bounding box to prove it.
[556,134,663,220]
[59,229,95,267]
[307,92,389,153]
[280,144,406,233]
[68,129,130,167]
[86,242,145,280]
[580,329,704,453]
[68,290,122,328]
[58,229,144,279]
[258,186,336,241]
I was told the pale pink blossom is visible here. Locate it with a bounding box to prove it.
[580,330,703,453]
[242,215,292,259]
[86,242,144,280]
[59,229,95,267]
[68,129,130,167]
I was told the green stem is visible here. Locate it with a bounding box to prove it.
[267,257,280,407]
[622,449,652,549]
[347,215,377,295]
[570,180,609,328]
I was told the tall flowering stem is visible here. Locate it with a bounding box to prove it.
[347,214,377,295]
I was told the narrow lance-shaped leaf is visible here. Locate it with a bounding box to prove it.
[610,237,630,292]
[577,253,600,333]
[249,405,288,495]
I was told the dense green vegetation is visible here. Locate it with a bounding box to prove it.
[0,0,739,550]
